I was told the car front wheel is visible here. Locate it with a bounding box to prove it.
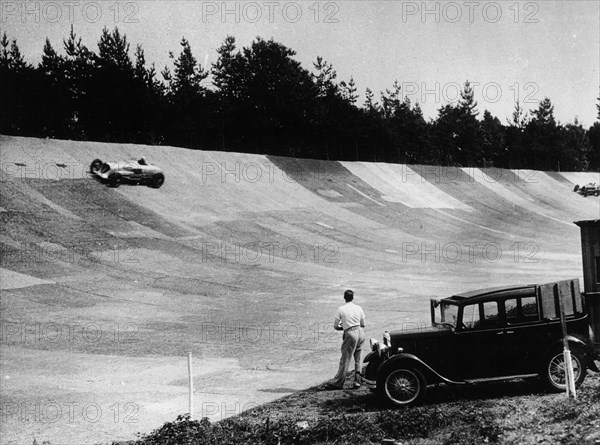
[540,348,586,393]
[90,159,102,172]
[380,367,426,406]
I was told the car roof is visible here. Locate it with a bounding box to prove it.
[444,284,536,304]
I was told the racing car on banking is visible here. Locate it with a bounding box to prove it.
[89,157,165,188]
[573,183,600,197]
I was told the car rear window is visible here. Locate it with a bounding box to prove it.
[505,296,539,324]
[522,296,538,319]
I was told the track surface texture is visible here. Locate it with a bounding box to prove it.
[1,135,599,444]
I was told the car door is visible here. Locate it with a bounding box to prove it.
[452,299,508,379]
[498,293,547,374]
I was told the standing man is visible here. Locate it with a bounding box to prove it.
[328,289,366,389]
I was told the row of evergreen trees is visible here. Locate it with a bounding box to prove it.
[1,27,598,171]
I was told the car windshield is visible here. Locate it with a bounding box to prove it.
[438,301,459,327]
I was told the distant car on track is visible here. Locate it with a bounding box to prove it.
[89,158,165,188]
[574,183,600,197]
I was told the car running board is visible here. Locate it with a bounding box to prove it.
[463,373,538,384]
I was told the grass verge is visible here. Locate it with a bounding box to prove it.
[115,373,600,445]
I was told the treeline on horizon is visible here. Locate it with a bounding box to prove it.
[1,27,599,171]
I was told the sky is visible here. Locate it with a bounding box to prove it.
[2,0,599,127]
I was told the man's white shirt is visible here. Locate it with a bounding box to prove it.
[334,302,365,331]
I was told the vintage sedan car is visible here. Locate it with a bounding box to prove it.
[574,183,600,197]
[362,279,598,406]
[90,158,165,188]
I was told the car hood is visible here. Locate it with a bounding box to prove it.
[104,161,162,173]
[390,325,452,344]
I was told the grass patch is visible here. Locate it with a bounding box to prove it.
[114,374,600,445]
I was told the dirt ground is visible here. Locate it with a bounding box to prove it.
[1,135,599,444]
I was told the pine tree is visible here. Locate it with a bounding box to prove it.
[212,35,243,99]
[40,38,62,76]
[134,44,147,83]
[459,80,478,117]
[433,80,482,166]
[0,35,36,135]
[380,80,402,120]
[169,37,207,97]
[480,110,505,166]
[312,56,338,98]
[363,88,378,113]
[61,26,95,138]
[531,97,556,126]
[340,77,358,105]
[509,99,529,129]
[0,33,9,69]
[524,98,560,169]
[97,27,132,71]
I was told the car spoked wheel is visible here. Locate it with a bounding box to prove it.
[541,348,586,392]
[150,173,165,189]
[90,159,102,172]
[107,173,122,188]
[383,368,426,406]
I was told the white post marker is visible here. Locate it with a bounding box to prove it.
[563,347,577,398]
[188,351,194,417]
[555,284,576,399]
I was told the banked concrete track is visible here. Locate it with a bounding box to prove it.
[1,135,599,444]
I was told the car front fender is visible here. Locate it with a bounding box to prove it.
[379,353,465,386]
[361,351,383,381]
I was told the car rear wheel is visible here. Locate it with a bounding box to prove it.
[540,348,586,393]
[149,173,164,189]
[107,173,122,188]
[90,159,102,172]
[380,367,426,406]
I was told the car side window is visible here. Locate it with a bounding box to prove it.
[505,298,519,322]
[505,296,539,324]
[461,302,500,330]
[462,304,479,329]
[521,296,539,320]
[482,301,500,327]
